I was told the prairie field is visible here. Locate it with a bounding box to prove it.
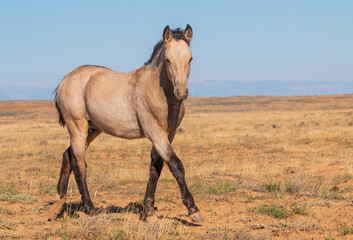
[0,95,353,239]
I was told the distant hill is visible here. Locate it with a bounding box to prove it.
[0,87,54,100]
[0,81,352,100]
[188,80,353,97]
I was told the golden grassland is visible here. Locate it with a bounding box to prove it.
[0,94,353,239]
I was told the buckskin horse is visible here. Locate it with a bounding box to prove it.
[54,25,203,222]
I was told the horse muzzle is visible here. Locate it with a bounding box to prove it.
[175,88,189,101]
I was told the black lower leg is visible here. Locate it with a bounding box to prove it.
[166,154,199,215]
[69,150,94,212]
[57,147,72,198]
[142,149,164,219]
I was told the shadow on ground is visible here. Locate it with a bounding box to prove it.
[51,201,200,227]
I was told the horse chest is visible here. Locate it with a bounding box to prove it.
[167,105,181,130]
[138,100,181,134]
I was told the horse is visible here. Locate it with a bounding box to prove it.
[54,25,203,222]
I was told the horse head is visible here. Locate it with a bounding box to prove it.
[163,25,193,101]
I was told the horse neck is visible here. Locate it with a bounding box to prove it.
[149,47,179,105]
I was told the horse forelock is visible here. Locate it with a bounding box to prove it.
[170,28,188,42]
[144,28,189,66]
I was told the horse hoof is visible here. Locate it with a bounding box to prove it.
[140,210,155,221]
[189,211,204,223]
[83,203,95,214]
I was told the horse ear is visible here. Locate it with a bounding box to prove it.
[163,25,173,44]
[184,24,193,44]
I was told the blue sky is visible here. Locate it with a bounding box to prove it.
[1,1,352,89]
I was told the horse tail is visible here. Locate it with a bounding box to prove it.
[53,84,66,127]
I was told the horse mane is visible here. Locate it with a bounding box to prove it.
[144,28,187,66]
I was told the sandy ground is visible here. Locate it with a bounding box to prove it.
[0,95,353,239]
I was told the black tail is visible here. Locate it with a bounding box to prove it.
[53,85,66,127]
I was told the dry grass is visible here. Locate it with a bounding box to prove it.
[0,95,353,239]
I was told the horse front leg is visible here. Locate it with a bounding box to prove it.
[165,152,203,222]
[149,134,203,223]
[141,147,164,220]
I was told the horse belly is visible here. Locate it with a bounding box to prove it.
[104,118,143,139]
[85,76,144,139]
[88,105,143,139]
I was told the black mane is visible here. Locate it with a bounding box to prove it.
[144,28,186,66]
[170,28,187,42]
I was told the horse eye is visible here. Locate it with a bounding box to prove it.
[190,57,193,63]
[166,59,171,64]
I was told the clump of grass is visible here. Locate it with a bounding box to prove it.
[284,181,295,193]
[190,180,208,195]
[32,204,52,214]
[56,225,70,240]
[206,180,237,195]
[290,201,308,215]
[284,180,303,194]
[238,136,261,149]
[263,181,279,193]
[324,233,335,240]
[191,180,237,195]
[312,200,332,207]
[0,217,16,230]
[244,194,266,203]
[333,174,353,185]
[0,185,19,195]
[0,231,14,238]
[0,184,37,204]
[249,203,289,219]
[0,207,12,215]
[155,196,176,204]
[321,186,347,200]
[345,199,353,206]
[106,227,128,240]
[339,224,353,235]
[39,180,56,195]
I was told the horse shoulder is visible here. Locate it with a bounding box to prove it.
[133,71,170,134]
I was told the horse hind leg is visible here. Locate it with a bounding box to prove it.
[48,147,73,221]
[57,147,72,198]
[141,147,164,220]
[64,119,99,213]
[56,129,101,199]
